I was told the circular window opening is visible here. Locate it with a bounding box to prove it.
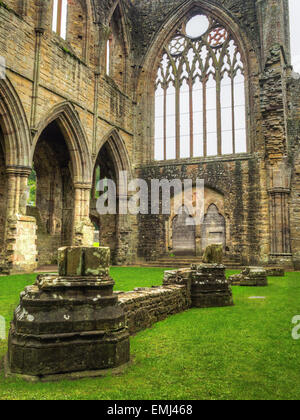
[186,15,209,39]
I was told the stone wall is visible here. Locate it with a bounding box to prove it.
[137,157,268,266]
[118,264,233,335]
[0,0,298,271]
[118,285,191,335]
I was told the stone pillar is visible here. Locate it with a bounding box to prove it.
[267,161,292,266]
[190,264,233,308]
[0,167,37,274]
[5,246,130,381]
[73,183,94,247]
[115,194,133,265]
[163,264,233,308]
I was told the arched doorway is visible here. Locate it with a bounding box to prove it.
[172,206,196,256]
[27,120,74,266]
[201,204,226,251]
[90,143,118,261]
[90,130,133,265]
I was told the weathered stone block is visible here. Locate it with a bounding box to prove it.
[58,246,110,278]
[202,245,223,264]
[163,265,233,308]
[190,264,233,308]
[66,247,83,277]
[265,267,285,277]
[84,247,110,277]
[228,267,268,286]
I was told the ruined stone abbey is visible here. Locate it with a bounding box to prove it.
[0,0,299,273]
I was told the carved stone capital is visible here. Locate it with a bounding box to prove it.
[6,166,32,177]
[74,182,92,191]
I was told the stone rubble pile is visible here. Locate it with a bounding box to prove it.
[228,267,268,286]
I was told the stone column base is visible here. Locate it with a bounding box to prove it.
[4,354,131,383]
[163,265,234,308]
[190,264,234,308]
[268,254,294,270]
[6,247,130,380]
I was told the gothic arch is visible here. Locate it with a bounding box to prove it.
[202,203,226,251]
[0,77,31,167]
[135,0,257,163]
[73,0,95,62]
[107,1,130,58]
[32,102,92,184]
[95,128,133,185]
[138,0,253,87]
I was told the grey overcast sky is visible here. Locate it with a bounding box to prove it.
[289,0,300,73]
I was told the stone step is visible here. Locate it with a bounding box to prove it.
[138,259,243,269]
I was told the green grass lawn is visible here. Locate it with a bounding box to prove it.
[0,268,300,400]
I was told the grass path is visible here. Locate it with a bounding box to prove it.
[0,268,299,400]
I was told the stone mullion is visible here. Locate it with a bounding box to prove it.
[231,74,236,154]
[57,0,63,37]
[189,77,194,158]
[216,73,222,156]
[203,79,207,157]
[175,79,180,160]
[163,85,167,160]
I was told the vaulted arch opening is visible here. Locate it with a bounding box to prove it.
[106,4,127,90]
[90,130,132,264]
[28,120,74,266]
[90,142,118,262]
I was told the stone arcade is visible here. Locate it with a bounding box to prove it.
[0,0,299,273]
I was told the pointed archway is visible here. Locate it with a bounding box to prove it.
[91,129,132,264]
[172,206,196,256]
[0,77,35,274]
[29,102,93,266]
[0,77,31,168]
[201,204,226,251]
[31,101,92,184]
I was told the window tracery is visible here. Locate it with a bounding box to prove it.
[154,13,247,161]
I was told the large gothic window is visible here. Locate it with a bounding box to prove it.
[154,14,247,161]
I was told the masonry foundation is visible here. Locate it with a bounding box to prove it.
[5,246,130,381]
[228,267,268,286]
